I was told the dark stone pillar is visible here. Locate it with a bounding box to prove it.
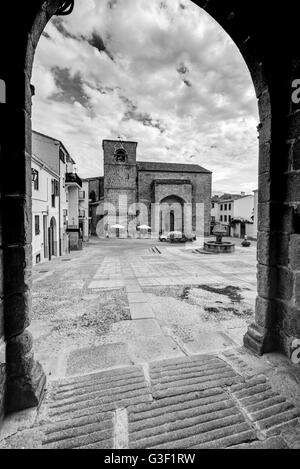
[1,80,46,413]
[0,0,67,415]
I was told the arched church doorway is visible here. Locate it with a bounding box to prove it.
[160,195,185,234]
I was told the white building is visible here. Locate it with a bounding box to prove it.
[31,130,87,264]
[247,189,258,240]
[79,180,90,241]
[230,194,255,238]
[31,153,60,264]
[211,192,256,239]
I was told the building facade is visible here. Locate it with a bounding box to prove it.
[92,139,212,238]
[31,153,60,264]
[79,180,90,241]
[211,192,256,239]
[31,131,86,264]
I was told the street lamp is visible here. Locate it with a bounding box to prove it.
[31,169,38,183]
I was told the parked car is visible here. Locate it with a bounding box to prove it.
[159,231,196,243]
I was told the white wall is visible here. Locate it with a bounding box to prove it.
[59,157,69,255]
[32,132,59,174]
[233,195,254,220]
[31,159,60,264]
[68,186,79,227]
[246,223,256,239]
[211,202,219,221]
[79,181,90,240]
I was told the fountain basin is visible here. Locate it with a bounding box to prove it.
[204,241,235,253]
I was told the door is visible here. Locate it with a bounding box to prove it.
[43,215,48,259]
[170,211,175,232]
[241,222,246,238]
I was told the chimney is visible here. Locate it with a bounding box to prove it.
[241,192,245,196]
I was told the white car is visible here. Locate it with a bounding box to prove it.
[159,231,181,242]
[159,231,196,243]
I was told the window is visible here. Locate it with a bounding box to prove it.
[51,179,59,208]
[36,254,41,264]
[51,179,59,196]
[229,215,232,222]
[220,205,223,211]
[224,215,228,222]
[35,215,40,235]
[229,203,232,210]
[224,204,227,211]
[63,209,67,225]
[220,215,223,222]
[32,169,39,190]
[115,148,127,162]
[59,148,65,163]
[89,191,96,202]
[212,203,215,209]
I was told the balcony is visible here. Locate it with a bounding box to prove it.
[79,190,85,200]
[65,172,82,188]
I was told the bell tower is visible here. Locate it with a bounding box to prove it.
[103,139,138,235]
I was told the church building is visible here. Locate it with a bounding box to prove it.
[88,139,212,237]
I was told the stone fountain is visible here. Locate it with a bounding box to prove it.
[204,223,235,253]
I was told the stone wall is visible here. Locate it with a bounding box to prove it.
[0,221,4,420]
[153,180,193,205]
[88,177,103,202]
[138,171,212,236]
[103,140,137,222]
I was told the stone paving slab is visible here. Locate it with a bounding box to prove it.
[66,343,132,377]
[133,319,164,337]
[88,280,124,289]
[183,331,236,355]
[127,292,149,303]
[40,354,300,449]
[125,284,143,293]
[129,303,155,319]
[128,336,183,363]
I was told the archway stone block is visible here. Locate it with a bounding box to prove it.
[258,142,271,175]
[243,323,276,356]
[1,197,32,246]
[257,231,289,267]
[4,291,31,341]
[258,173,271,203]
[289,235,300,270]
[257,264,277,299]
[255,296,279,329]
[5,331,46,414]
[3,245,32,296]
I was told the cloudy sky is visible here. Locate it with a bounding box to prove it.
[32,0,259,193]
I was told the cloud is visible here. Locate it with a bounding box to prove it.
[32,0,259,192]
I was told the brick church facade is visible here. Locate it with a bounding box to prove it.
[88,139,212,237]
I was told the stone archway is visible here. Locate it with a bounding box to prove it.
[1,0,300,415]
[159,195,186,235]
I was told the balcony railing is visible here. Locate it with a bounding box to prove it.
[65,172,82,188]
